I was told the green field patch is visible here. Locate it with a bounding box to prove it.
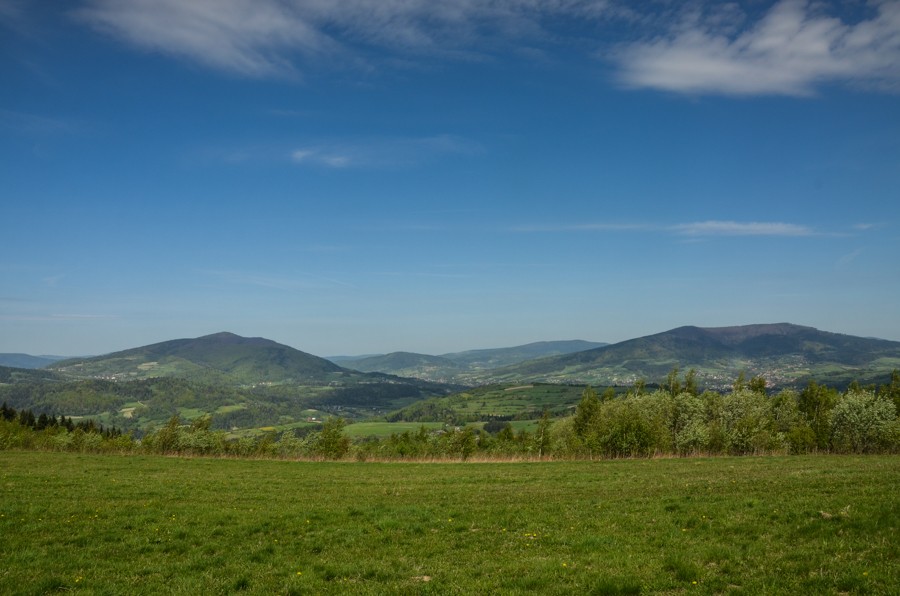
[176,407,207,420]
[0,453,896,594]
[344,421,445,438]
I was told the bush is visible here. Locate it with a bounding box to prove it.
[830,390,897,453]
[311,417,350,459]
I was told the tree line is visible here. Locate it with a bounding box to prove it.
[2,370,898,460]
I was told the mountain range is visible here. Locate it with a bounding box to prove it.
[334,340,607,382]
[6,324,900,390]
[327,324,900,389]
[0,354,66,369]
[480,323,900,389]
[2,324,899,434]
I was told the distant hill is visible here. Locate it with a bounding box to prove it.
[337,340,607,383]
[0,354,66,369]
[342,352,461,377]
[0,365,64,384]
[327,354,383,364]
[443,340,608,369]
[481,324,900,389]
[50,332,349,384]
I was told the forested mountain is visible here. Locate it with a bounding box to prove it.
[50,332,346,384]
[481,324,900,389]
[9,333,457,432]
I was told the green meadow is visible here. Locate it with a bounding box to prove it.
[1,453,897,594]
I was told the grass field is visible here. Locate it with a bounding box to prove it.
[1,453,897,594]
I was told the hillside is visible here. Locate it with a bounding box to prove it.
[481,324,900,389]
[50,332,346,384]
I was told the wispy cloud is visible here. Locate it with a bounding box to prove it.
[513,219,819,237]
[0,109,80,135]
[613,0,900,96]
[203,269,355,290]
[290,134,480,169]
[0,0,26,25]
[852,222,883,231]
[0,313,119,321]
[671,220,816,237]
[511,223,653,233]
[836,247,864,269]
[42,274,65,288]
[291,149,350,168]
[73,1,900,97]
[75,0,337,78]
[73,0,629,79]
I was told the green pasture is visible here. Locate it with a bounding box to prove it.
[343,421,446,438]
[342,420,538,439]
[1,453,897,594]
[392,384,589,422]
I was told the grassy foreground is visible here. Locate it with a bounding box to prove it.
[1,454,897,595]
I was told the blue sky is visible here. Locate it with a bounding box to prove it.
[2,0,899,357]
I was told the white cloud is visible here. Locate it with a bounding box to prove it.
[614,0,900,96]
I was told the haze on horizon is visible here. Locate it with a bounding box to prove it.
[2,1,899,358]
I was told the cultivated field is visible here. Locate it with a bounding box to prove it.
[1,453,897,594]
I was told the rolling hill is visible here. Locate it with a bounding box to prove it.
[479,324,900,389]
